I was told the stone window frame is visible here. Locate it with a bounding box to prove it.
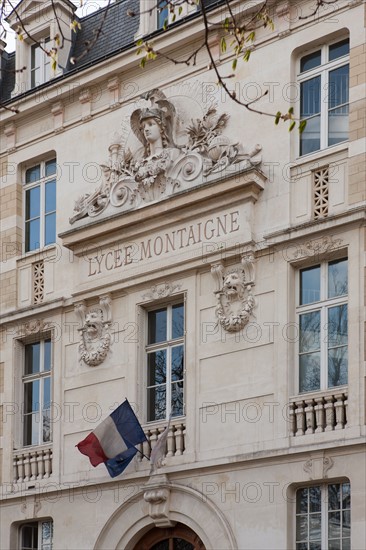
[23,156,57,254]
[296,257,348,395]
[13,331,53,450]
[143,296,186,424]
[297,36,350,157]
[295,481,351,549]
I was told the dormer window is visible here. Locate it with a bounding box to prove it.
[6,0,75,95]
[31,38,51,87]
[136,0,198,38]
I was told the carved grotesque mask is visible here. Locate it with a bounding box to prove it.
[222,272,245,300]
[84,309,104,341]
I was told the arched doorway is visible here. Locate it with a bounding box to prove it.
[135,523,206,550]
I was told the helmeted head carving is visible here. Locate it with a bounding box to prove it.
[130,89,176,157]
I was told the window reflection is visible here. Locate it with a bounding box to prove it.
[146,303,184,421]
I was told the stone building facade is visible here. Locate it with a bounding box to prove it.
[0,0,365,548]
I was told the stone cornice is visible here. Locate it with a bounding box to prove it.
[263,206,365,244]
[60,168,267,252]
[0,297,65,327]
[2,436,365,503]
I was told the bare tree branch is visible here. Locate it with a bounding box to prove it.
[299,0,339,20]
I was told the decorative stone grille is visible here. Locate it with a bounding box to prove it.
[289,390,347,436]
[137,421,186,461]
[13,446,52,482]
[313,167,329,219]
[33,261,45,304]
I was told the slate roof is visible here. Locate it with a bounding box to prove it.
[68,0,140,70]
[0,0,223,104]
[0,51,15,102]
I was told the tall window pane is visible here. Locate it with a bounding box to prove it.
[24,159,57,252]
[301,77,321,117]
[45,213,56,246]
[300,115,321,156]
[23,340,52,446]
[172,303,184,339]
[328,259,348,298]
[148,309,167,344]
[300,265,320,305]
[328,65,349,146]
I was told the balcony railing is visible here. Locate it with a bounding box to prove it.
[13,446,52,483]
[289,390,348,436]
[137,421,186,461]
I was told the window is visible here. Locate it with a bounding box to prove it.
[157,1,169,28]
[299,38,349,156]
[137,523,205,549]
[296,482,350,549]
[146,302,185,422]
[31,38,51,87]
[298,258,348,393]
[156,0,197,30]
[23,340,52,446]
[24,158,57,253]
[19,520,53,550]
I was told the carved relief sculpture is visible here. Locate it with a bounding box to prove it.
[142,281,182,301]
[211,253,255,332]
[70,88,262,224]
[74,295,112,367]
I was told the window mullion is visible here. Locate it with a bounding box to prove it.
[39,341,44,445]
[40,167,45,248]
[321,305,328,390]
[321,68,328,150]
[322,485,328,549]
[166,345,171,420]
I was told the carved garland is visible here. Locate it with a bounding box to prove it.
[78,332,112,367]
[74,294,113,367]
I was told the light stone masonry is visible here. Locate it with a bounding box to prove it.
[0,1,365,549]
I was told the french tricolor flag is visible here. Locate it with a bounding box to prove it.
[76,400,148,478]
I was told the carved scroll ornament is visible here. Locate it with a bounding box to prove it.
[143,474,175,528]
[212,254,255,332]
[74,295,112,367]
[70,88,262,224]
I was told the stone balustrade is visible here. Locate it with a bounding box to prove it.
[13,447,52,483]
[289,390,348,436]
[137,421,186,461]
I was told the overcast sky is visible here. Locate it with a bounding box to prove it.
[3,1,112,52]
